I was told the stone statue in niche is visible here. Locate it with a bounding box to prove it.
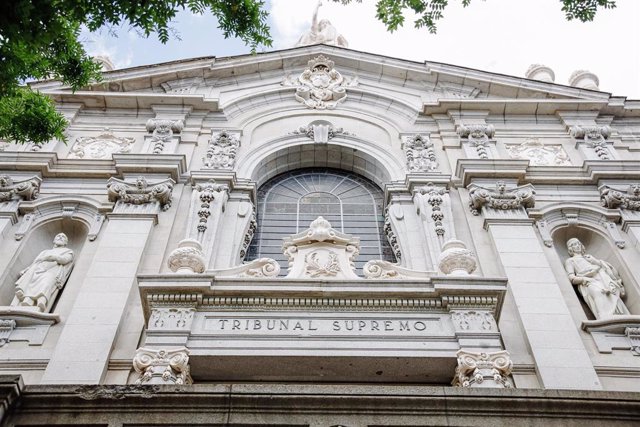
[564,238,629,319]
[12,233,74,312]
[295,1,348,48]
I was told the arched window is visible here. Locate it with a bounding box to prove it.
[247,168,395,275]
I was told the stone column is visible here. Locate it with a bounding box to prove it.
[41,176,173,384]
[470,181,602,390]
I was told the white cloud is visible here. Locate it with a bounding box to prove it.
[270,0,640,98]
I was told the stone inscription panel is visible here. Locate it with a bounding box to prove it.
[196,312,453,339]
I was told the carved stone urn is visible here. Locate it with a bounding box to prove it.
[437,239,477,276]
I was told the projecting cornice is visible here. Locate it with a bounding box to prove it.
[47,92,219,111]
[0,153,187,182]
[455,159,640,187]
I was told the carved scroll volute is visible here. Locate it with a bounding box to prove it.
[133,347,192,385]
[453,350,513,388]
[457,124,495,159]
[468,181,535,216]
[600,184,640,211]
[107,176,174,214]
[282,216,360,279]
[570,125,613,160]
[0,175,41,203]
[146,119,184,154]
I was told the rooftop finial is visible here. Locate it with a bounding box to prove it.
[295,0,348,48]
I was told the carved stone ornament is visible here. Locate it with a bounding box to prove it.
[133,347,192,385]
[146,119,184,154]
[107,176,174,212]
[452,350,513,388]
[149,308,195,330]
[295,1,348,47]
[203,131,240,169]
[457,124,495,159]
[437,239,477,276]
[570,125,612,160]
[0,175,41,202]
[68,128,134,159]
[0,320,16,347]
[402,134,438,172]
[626,327,640,356]
[468,181,535,215]
[209,257,281,278]
[167,239,206,273]
[507,138,571,166]
[282,55,357,110]
[451,311,497,332]
[76,384,159,400]
[282,216,360,279]
[194,180,229,237]
[362,259,434,280]
[600,184,640,211]
[239,206,257,261]
[291,120,352,144]
[383,207,401,261]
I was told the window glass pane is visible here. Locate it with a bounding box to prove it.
[248,168,395,276]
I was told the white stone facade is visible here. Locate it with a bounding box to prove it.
[1,45,640,423]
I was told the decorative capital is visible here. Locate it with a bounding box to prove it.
[437,239,477,276]
[203,130,240,169]
[283,216,360,279]
[453,350,513,388]
[457,124,495,142]
[282,55,357,110]
[107,176,174,213]
[133,347,192,385]
[0,175,41,203]
[167,239,206,273]
[600,184,640,211]
[402,134,438,172]
[468,181,535,215]
[146,119,184,154]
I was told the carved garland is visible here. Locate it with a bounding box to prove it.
[146,119,184,154]
[570,125,612,160]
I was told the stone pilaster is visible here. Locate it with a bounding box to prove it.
[470,181,602,389]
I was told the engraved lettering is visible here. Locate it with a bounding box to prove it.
[345,320,354,331]
[253,320,262,330]
[358,320,366,331]
[293,321,304,331]
[308,320,318,331]
[232,320,241,330]
[218,319,229,330]
[279,320,289,330]
[384,320,393,331]
[333,321,341,331]
[371,320,380,331]
[414,321,427,331]
[399,321,410,331]
[267,320,276,330]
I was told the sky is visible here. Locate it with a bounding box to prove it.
[80,0,640,98]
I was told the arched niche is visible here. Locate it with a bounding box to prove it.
[552,226,639,319]
[0,217,88,310]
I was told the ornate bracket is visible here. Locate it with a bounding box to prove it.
[452,350,513,388]
[402,134,438,172]
[0,175,41,203]
[203,131,240,169]
[133,347,192,385]
[282,55,357,110]
[107,176,174,213]
[457,124,495,159]
[468,181,535,216]
[283,216,360,279]
[570,125,612,160]
[146,119,184,154]
[600,184,640,211]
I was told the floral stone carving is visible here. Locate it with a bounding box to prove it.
[282,55,357,110]
[565,238,629,320]
[437,239,477,276]
[283,216,360,279]
[133,347,192,385]
[468,181,535,215]
[203,131,240,169]
[402,134,438,172]
[107,176,174,212]
[68,128,134,159]
[146,119,184,154]
[167,239,206,273]
[457,124,495,159]
[453,350,513,388]
[0,174,40,202]
[600,184,640,211]
[507,138,571,166]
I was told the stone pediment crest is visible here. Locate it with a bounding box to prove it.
[282,55,357,110]
[282,216,360,279]
[68,128,134,159]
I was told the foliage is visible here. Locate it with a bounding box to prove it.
[0,0,271,145]
[334,0,617,33]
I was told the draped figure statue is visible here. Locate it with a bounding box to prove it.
[564,238,629,320]
[295,1,348,48]
[12,233,74,312]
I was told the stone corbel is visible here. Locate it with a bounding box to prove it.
[0,175,41,225]
[401,134,438,172]
[600,184,640,211]
[536,220,553,247]
[133,347,192,385]
[107,176,174,214]
[283,216,360,279]
[570,125,615,160]
[467,181,535,220]
[457,124,496,159]
[202,130,240,169]
[452,350,513,388]
[145,119,184,154]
